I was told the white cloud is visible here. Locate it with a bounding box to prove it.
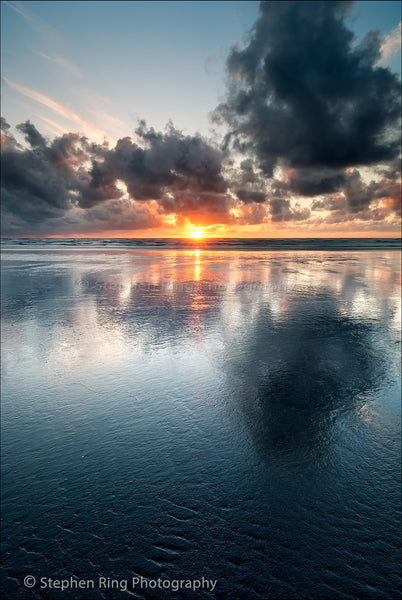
[379,22,401,63]
[33,50,82,78]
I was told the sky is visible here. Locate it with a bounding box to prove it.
[1,0,401,238]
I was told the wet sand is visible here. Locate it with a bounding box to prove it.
[1,246,401,599]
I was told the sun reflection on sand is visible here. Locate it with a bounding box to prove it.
[194,249,201,281]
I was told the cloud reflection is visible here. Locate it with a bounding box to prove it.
[222,297,388,462]
[2,249,400,464]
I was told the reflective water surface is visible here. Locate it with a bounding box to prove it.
[1,247,401,599]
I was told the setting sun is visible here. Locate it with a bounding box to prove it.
[189,227,204,239]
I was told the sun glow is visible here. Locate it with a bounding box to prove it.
[188,227,204,239]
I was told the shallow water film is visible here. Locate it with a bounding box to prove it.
[1,246,401,599]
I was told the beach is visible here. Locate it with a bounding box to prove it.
[1,241,401,599]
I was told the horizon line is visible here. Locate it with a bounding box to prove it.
[1,235,401,240]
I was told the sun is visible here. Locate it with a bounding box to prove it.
[189,227,204,239]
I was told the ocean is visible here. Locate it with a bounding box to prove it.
[1,238,401,599]
[1,237,400,250]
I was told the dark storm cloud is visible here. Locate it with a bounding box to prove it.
[311,195,347,212]
[214,0,401,175]
[311,168,401,221]
[86,122,227,205]
[239,159,261,185]
[376,157,402,181]
[75,121,228,211]
[344,169,375,211]
[344,169,401,215]
[283,169,347,197]
[1,120,101,224]
[1,117,21,151]
[73,198,162,234]
[16,120,47,149]
[1,117,11,132]
[338,169,398,212]
[237,189,266,203]
[1,119,229,232]
[0,121,162,235]
[227,158,269,204]
[268,197,310,222]
[2,124,79,222]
